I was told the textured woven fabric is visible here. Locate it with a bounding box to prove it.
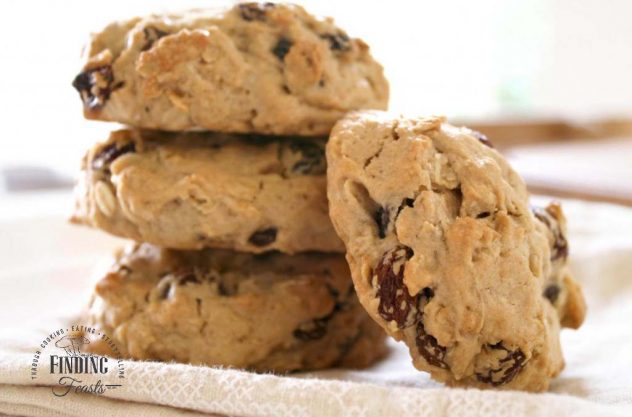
[1,197,632,417]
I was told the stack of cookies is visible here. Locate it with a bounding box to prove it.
[70,3,390,372]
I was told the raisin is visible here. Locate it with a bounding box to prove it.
[248,227,277,247]
[416,321,448,369]
[293,284,350,341]
[142,26,169,51]
[176,269,236,295]
[395,198,415,220]
[471,130,493,148]
[476,211,491,219]
[91,142,136,171]
[72,65,123,110]
[335,331,363,363]
[418,287,434,308]
[272,38,293,60]
[217,280,237,296]
[288,141,326,175]
[543,284,560,304]
[325,283,340,299]
[532,206,569,261]
[320,32,351,51]
[414,288,447,369]
[375,206,390,239]
[374,246,417,328]
[293,318,328,341]
[476,343,527,386]
[238,2,275,21]
[551,233,569,261]
[330,285,353,314]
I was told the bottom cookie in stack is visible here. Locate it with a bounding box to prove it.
[82,243,387,372]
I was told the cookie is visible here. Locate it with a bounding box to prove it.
[326,111,586,391]
[71,3,388,135]
[71,129,344,254]
[83,243,387,371]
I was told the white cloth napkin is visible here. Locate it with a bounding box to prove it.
[1,196,631,417]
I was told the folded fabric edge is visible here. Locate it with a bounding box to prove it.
[0,354,629,417]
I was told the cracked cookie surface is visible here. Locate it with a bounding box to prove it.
[71,129,344,254]
[72,2,388,135]
[326,111,586,391]
[83,243,387,371]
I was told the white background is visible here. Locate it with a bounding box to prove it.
[0,0,631,175]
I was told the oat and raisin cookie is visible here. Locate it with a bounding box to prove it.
[72,3,388,135]
[326,111,586,391]
[84,243,387,371]
[71,129,344,254]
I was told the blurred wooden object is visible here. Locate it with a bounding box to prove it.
[463,118,632,149]
[458,118,632,207]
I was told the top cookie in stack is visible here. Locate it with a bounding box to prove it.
[72,2,388,136]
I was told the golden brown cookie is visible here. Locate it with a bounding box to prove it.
[326,111,586,391]
[72,3,388,135]
[84,243,387,371]
[71,129,344,254]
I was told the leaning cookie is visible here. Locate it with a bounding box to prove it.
[83,243,387,371]
[326,111,586,392]
[72,2,388,135]
[71,129,344,254]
